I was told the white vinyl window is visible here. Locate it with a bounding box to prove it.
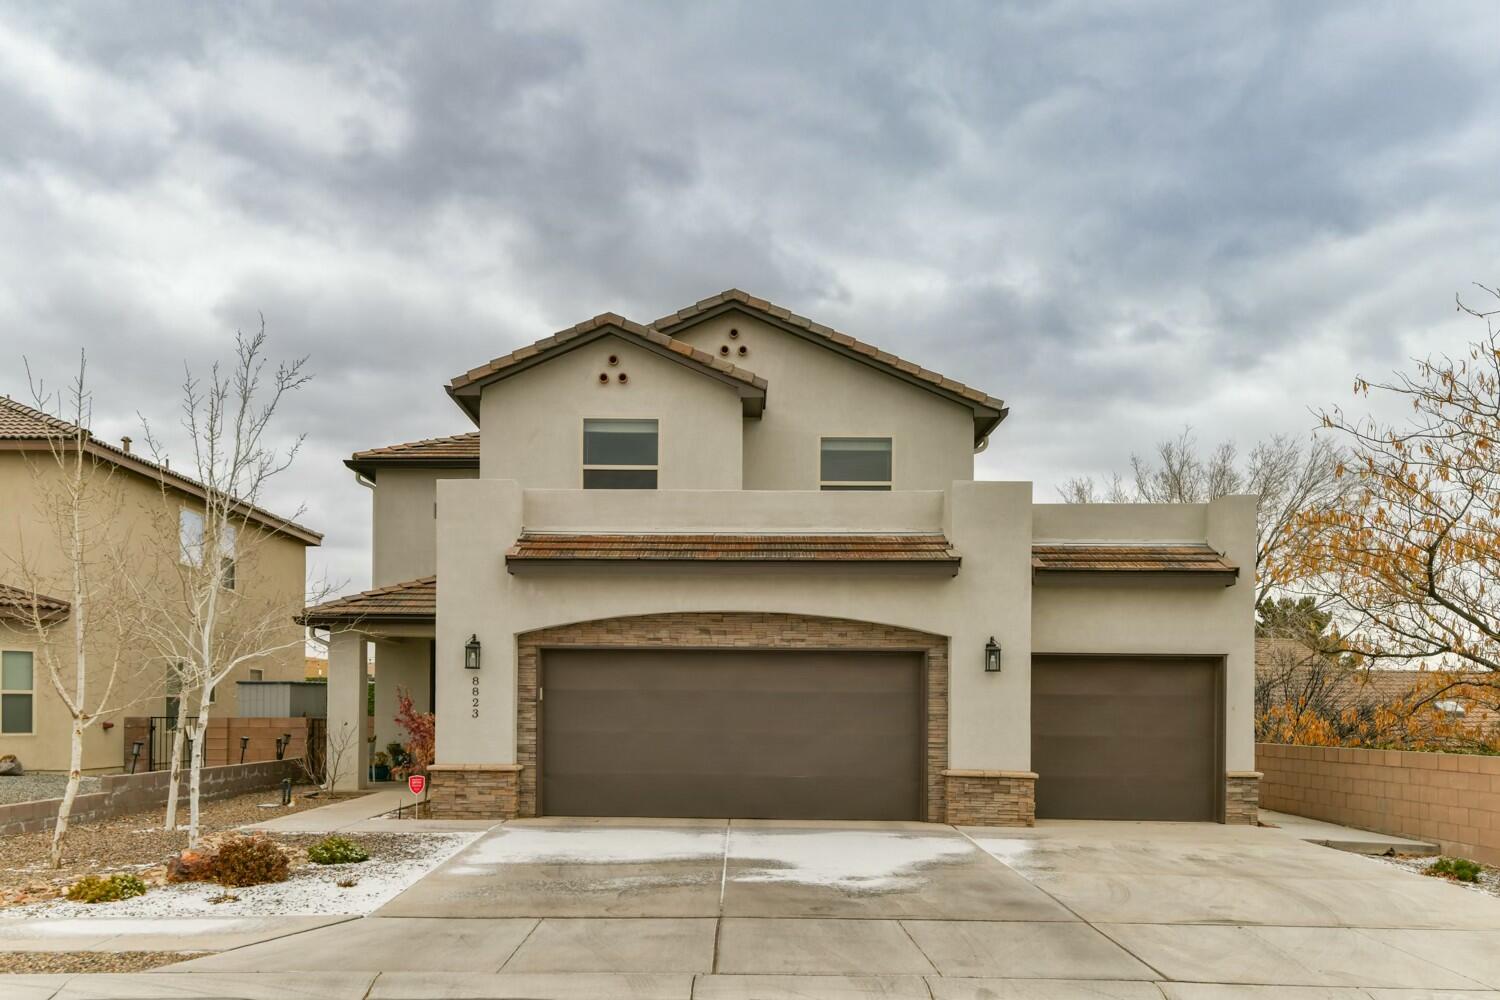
[1,651,34,734]
[180,507,237,590]
[820,437,892,491]
[583,419,658,489]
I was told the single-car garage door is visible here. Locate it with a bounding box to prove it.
[1032,655,1221,821]
[540,649,923,820]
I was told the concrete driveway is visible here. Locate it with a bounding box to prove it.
[49,817,1500,998]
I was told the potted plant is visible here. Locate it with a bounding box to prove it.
[371,751,391,782]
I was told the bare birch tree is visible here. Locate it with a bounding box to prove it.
[121,323,321,845]
[7,356,145,867]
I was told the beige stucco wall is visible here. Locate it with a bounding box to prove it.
[0,451,311,772]
[477,334,745,488]
[1030,496,1259,772]
[371,467,478,587]
[672,310,977,490]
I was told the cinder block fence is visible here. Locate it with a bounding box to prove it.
[1257,742,1500,865]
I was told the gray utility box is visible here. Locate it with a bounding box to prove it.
[235,680,328,718]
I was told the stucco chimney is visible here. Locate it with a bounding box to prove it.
[120,435,132,453]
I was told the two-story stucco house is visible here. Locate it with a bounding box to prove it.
[0,396,321,773]
[303,289,1259,826]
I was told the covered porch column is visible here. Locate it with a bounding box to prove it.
[326,629,370,791]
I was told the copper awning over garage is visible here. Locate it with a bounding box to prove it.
[506,532,961,574]
[1031,543,1238,585]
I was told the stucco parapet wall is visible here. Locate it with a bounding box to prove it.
[521,487,948,534]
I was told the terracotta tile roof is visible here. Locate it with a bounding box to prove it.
[506,533,960,569]
[447,313,767,421]
[649,289,1008,442]
[297,576,436,626]
[0,397,322,546]
[0,582,70,620]
[346,432,480,477]
[1031,543,1239,580]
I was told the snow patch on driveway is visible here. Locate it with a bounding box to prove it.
[730,830,974,892]
[447,827,724,872]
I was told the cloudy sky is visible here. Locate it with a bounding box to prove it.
[3,2,1497,595]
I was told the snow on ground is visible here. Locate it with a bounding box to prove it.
[729,830,974,892]
[446,826,725,873]
[5,832,479,919]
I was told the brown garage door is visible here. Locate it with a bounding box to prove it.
[1032,656,1220,821]
[540,649,923,820]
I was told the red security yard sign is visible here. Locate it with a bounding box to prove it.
[408,774,426,796]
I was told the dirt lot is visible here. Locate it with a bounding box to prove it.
[0,785,349,906]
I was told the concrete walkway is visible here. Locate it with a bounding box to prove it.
[6,816,1500,998]
[240,787,411,833]
[1260,808,1441,856]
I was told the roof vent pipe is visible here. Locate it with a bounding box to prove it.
[120,436,132,453]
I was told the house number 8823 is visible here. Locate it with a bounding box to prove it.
[471,674,480,718]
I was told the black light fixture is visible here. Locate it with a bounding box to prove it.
[984,636,1002,673]
[239,735,250,764]
[129,741,143,774]
[276,732,292,760]
[465,634,482,670]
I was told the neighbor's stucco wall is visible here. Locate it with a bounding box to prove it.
[371,467,478,587]
[436,478,1034,770]
[672,310,976,490]
[1030,496,1259,772]
[0,451,311,772]
[476,334,744,489]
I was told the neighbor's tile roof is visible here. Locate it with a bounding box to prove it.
[1031,543,1239,577]
[506,533,961,566]
[347,432,480,472]
[297,576,437,625]
[0,397,322,545]
[448,313,767,395]
[650,289,1008,415]
[0,582,70,620]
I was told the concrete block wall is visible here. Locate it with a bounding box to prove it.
[0,758,304,836]
[1257,742,1500,865]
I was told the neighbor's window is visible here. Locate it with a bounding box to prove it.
[180,507,237,589]
[583,419,658,489]
[1,650,34,734]
[249,668,264,682]
[820,437,892,491]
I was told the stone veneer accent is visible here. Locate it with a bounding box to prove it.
[428,763,522,819]
[1225,770,1261,824]
[515,612,949,821]
[942,769,1037,826]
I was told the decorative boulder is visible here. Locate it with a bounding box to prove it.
[165,849,216,883]
[0,755,23,776]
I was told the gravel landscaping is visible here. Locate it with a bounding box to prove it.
[0,774,101,806]
[0,951,198,974]
[0,785,333,906]
[1378,852,1500,900]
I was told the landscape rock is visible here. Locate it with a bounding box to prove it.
[164,849,216,883]
[0,755,24,776]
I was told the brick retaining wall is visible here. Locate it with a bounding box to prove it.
[1257,742,1500,865]
[0,758,304,836]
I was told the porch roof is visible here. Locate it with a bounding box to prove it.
[505,532,961,572]
[297,576,436,626]
[0,582,70,622]
[1030,542,1238,583]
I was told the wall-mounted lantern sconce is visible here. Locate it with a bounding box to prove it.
[239,735,250,764]
[465,634,482,670]
[984,636,1002,673]
[129,741,143,774]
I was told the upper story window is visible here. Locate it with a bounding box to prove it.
[180,507,237,590]
[1,650,33,734]
[820,437,892,491]
[583,419,658,489]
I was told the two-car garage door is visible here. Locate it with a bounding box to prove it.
[540,649,924,820]
[1031,655,1222,821]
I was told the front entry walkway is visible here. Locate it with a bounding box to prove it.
[12,816,1500,998]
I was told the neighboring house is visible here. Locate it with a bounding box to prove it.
[1256,636,1500,736]
[303,289,1258,825]
[0,396,321,773]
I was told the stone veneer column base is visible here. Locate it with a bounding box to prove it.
[428,764,523,819]
[1225,770,1262,825]
[942,769,1037,826]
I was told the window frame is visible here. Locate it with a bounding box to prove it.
[819,436,894,491]
[581,418,660,490]
[180,506,237,590]
[1,649,35,735]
